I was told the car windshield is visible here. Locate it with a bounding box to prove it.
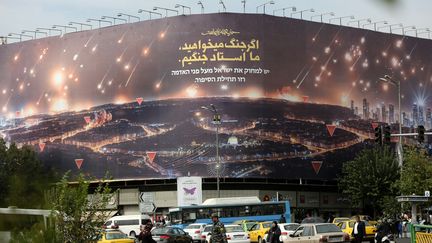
[226,226,244,233]
[153,228,171,235]
[316,224,342,233]
[106,232,128,239]
[186,225,202,229]
[203,226,213,232]
[349,221,371,227]
[334,218,349,223]
[246,223,256,229]
[283,224,299,231]
[262,223,272,228]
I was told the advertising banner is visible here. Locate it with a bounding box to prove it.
[0,13,431,180]
[177,176,203,206]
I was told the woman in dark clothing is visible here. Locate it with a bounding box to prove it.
[266,221,282,243]
[137,222,156,243]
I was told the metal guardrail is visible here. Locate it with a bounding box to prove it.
[410,224,432,243]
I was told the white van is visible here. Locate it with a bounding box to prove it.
[104,214,151,237]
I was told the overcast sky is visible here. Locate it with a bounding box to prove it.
[0,0,431,38]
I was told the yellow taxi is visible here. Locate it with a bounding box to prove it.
[248,221,273,243]
[95,230,135,243]
[337,220,377,242]
[350,215,378,226]
[332,217,350,225]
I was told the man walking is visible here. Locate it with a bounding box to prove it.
[210,213,227,243]
[352,215,366,243]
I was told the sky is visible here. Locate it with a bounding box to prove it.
[0,0,431,38]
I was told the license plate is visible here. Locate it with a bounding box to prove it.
[328,236,342,242]
[234,235,244,239]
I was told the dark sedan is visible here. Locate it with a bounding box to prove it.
[152,227,193,243]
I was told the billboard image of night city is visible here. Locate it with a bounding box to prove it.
[0,13,431,180]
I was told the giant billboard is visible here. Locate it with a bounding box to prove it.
[0,13,431,180]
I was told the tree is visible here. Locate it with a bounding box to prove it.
[0,140,56,208]
[400,146,432,195]
[339,146,400,217]
[43,173,115,243]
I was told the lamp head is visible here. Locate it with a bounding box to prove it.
[175,4,180,8]
[138,9,143,13]
[153,7,158,11]
[310,9,315,12]
[117,13,122,17]
[329,12,335,16]
[366,18,372,23]
[383,21,388,24]
[269,0,275,4]
[101,16,106,19]
[86,19,91,23]
[350,15,355,19]
[292,7,297,11]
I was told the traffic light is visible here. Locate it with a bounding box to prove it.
[374,126,382,145]
[418,125,425,143]
[383,125,391,145]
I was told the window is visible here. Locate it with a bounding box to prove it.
[302,226,314,236]
[104,221,112,226]
[284,224,299,231]
[226,226,244,233]
[315,224,342,233]
[341,223,346,229]
[262,223,272,229]
[294,226,304,236]
[186,225,202,229]
[114,219,139,226]
[106,232,128,240]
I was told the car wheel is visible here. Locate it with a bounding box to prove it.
[130,231,136,237]
[258,236,263,243]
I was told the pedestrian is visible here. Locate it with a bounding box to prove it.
[279,214,286,223]
[210,213,227,243]
[137,222,156,243]
[266,221,281,243]
[352,215,366,243]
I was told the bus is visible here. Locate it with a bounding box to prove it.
[168,197,291,228]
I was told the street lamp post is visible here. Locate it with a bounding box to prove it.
[241,0,246,13]
[138,9,163,20]
[329,15,355,25]
[1,36,20,43]
[347,18,371,28]
[273,7,296,17]
[69,22,93,31]
[117,13,140,23]
[379,75,403,167]
[175,4,191,15]
[153,7,179,17]
[36,28,62,36]
[310,12,334,22]
[290,8,314,19]
[22,30,47,39]
[219,0,227,13]
[101,16,127,25]
[53,24,77,33]
[86,19,112,28]
[197,1,205,14]
[377,23,403,34]
[256,1,275,14]
[201,104,222,198]
[390,25,415,36]
[363,21,388,31]
[9,33,33,41]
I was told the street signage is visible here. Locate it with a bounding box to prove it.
[139,202,156,213]
[139,192,155,203]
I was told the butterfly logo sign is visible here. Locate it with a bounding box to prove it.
[183,187,197,195]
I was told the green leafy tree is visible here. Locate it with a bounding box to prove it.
[0,140,56,208]
[400,146,432,195]
[43,173,115,243]
[339,146,400,216]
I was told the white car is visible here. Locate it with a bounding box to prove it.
[283,223,350,243]
[201,225,213,243]
[184,223,208,243]
[225,224,250,243]
[263,223,300,243]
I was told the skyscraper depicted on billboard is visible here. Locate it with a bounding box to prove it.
[389,104,395,124]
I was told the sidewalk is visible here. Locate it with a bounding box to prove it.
[395,238,410,243]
